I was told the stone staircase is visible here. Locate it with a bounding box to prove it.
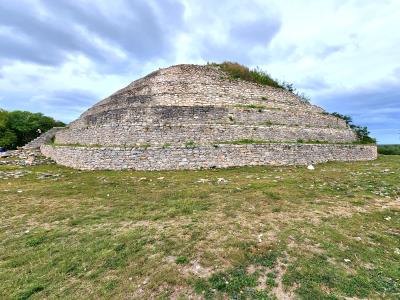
[23,127,65,149]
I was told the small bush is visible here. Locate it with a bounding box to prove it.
[26,235,47,247]
[175,256,189,264]
[330,112,376,144]
[352,126,376,144]
[210,62,311,103]
[17,284,45,300]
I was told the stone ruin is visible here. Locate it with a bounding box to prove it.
[40,64,377,170]
[0,149,53,167]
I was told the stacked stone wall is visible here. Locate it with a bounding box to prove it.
[73,106,346,129]
[83,65,323,117]
[86,93,322,116]
[41,144,377,171]
[56,124,357,146]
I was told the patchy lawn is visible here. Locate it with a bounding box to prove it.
[0,155,399,299]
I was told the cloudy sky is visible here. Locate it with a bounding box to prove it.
[0,0,399,143]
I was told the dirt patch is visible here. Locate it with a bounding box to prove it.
[272,256,295,300]
[181,259,214,278]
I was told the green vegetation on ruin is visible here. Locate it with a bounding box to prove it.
[233,104,284,113]
[210,61,310,103]
[211,62,284,89]
[0,155,399,299]
[327,112,376,144]
[184,140,197,149]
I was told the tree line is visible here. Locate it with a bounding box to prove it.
[0,109,65,150]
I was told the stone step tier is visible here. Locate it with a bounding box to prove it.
[55,123,357,146]
[84,65,324,116]
[85,94,323,117]
[41,143,377,171]
[70,106,347,129]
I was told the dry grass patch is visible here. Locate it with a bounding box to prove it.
[0,156,399,299]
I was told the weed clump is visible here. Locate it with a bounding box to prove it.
[330,112,376,144]
[175,256,189,265]
[185,141,196,148]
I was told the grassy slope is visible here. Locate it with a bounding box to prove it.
[0,156,399,299]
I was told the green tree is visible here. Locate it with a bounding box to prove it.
[0,110,17,149]
[0,109,65,149]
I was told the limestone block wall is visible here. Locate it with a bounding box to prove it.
[87,93,322,115]
[41,143,377,171]
[72,106,347,129]
[55,124,357,146]
[83,65,324,117]
[115,65,315,107]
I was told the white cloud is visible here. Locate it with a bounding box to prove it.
[264,0,400,93]
[0,0,399,142]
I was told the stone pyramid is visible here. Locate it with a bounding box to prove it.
[41,64,377,170]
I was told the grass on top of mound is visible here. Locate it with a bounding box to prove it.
[211,62,284,89]
[209,61,311,103]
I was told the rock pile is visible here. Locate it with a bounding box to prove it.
[0,149,54,166]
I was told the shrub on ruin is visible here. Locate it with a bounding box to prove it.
[210,62,310,103]
[331,112,376,144]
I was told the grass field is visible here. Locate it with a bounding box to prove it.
[0,156,399,299]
